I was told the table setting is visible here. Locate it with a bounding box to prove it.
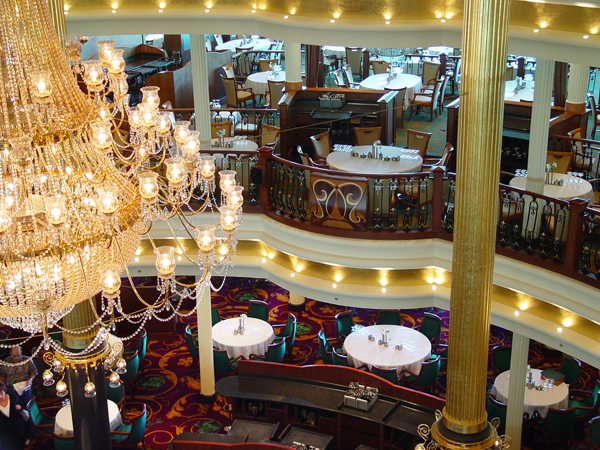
[212,316,274,359]
[327,144,423,174]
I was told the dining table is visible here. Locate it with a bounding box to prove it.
[504,79,535,103]
[322,45,346,58]
[359,74,422,101]
[55,399,122,436]
[490,369,569,418]
[244,70,286,96]
[326,145,423,174]
[509,173,594,202]
[216,38,273,53]
[212,317,275,359]
[342,325,432,376]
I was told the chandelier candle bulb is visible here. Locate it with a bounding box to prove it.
[56,379,68,397]
[200,155,216,180]
[137,172,159,200]
[109,371,120,388]
[82,60,104,89]
[45,196,67,227]
[96,185,120,215]
[156,112,172,135]
[91,121,112,150]
[107,48,125,75]
[84,380,96,398]
[219,206,239,232]
[196,225,217,253]
[101,264,121,296]
[165,158,186,185]
[31,70,52,99]
[128,107,142,128]
[173,121,191,145]
[219,170,237,191]
[42,369,54,386]
[226,186,244,210]
[141,86,160,109]
[155,246,176,277]
[97,39,115,65]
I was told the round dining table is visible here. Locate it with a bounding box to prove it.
[326,145,423,174]
[212,317,275,359]
[509,174,594,202]
[504,79,535,102]
[490,369,569,418]
[244,71,286,96]
[360,74,422,100]
[55,399,122,436]
[216,38,273,53]
[342,325,432,376]
[322,45,346,58]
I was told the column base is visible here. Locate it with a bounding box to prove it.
[431,419,500,449]
[198,392,218,403]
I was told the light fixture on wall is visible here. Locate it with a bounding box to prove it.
[0,0,242,384]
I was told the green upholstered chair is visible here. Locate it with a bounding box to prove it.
[331,348,349,367]
[213,348,243,376]
[418,312,441,350]
[375,310,402,326]
[27,398,57,442]
[211,306,222,326]
[486,395,508,434]
[403,355,441,395]
[120,350,140,387]
[111,404,147,449]
[335,311,354,344]
[317,327,336,364]
[250,337,286,363]
[588,416,600,450]
[53,433,77,450]
[532,406,576,448]
[560,355,582,387]
[129,328,147,374]
[371,366,400,385]
[248,300,269,322]
[273,313,296,361]
[184,324,199,362]
[492,345,512,378]
[568,380,600,423]
[436,344,448,374]
[105,377,126,412]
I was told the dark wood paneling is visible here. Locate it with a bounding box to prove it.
[145,62,193,109]
[207,50,234,101]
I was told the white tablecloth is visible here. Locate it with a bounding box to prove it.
[244,71,286,96]
[359,74,422,100]
[323,45,346,58]
[327,145,422,174]
[216,38,273,53]
[504,80,535,103]
[212,317,274,359]
[55,400,122,436]
[343,325,431,376]
[509,174,594,202]
[490,369,569,419]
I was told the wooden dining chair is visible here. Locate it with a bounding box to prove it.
[211,121,233,139]
[345,48,362,78]
[342,64,360,88]
[260,124,280,149]
[588,94,600,140]
[310,130,332,163]
[220,74,256,108]
[384,86,407,128]
[259,59,278,72]
[409,76,444,122]
[370,60,390,75]
[421,62,440,89]
[354,127,382,146]
[267,79,285,109]
[546,151,574,174]
[405,129,433,157]
[333,68,348,88]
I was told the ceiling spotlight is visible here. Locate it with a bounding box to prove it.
[333,12,340,19]
[290,273,295,277]
[284,15,288,19]
[158,8,163,12]
[583,35,590,39]
[205,9,209,12]
[533,28,539,33]
[159,2,166,7]
[111,9,116,13]
[112,2,118,8]
[251,9,256,13]
[385,20,390,25]
[330,19,335,23]
[441,18,446,23]
[514,311,520,316]
[381,288,386,293]
[332,283,337,288]
[557,327,563,333]
[261,258,266,263]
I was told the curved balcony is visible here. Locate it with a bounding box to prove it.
[135,143,600,369]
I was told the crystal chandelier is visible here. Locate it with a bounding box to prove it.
[0,0,242,358]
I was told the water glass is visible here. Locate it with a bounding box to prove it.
[548,378,554,393]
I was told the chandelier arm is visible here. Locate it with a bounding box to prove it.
[161,216,198,265]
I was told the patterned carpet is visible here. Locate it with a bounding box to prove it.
[29,279,597,449]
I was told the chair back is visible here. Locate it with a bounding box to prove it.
[438,75,450,111]
[264,337,286,363]
[492,345,512,377]
[105,378,125,411]
[342,64,354,85]
[419,312,441,347]
[260,124,280,148]
[220,75,240,108]
[268,80,285,108]
[345,48,362,76]
[211,306,222,326]
[331,348,349,367]
[285,314,297,348]
[538,407,576,438]
[559,355,581,386]
[354,127,382,146]
[408,355,440,389]
[567,127,583,154]
[53,433,77,450]
[27,398,54,439]
[120,350,139,384]
[406,129,433,157]
[335,311,354,342]
[133,328,147,365]
[431,76,445,111]
[370,60,389,74]
[211,121,233,139]
[184,324,199,360]
[589,95,599,139]
[121,404,147,446]
[333,69,347,88]
[297,147,310,166]
[259,59,278,72]
[486,395,508,434]
[546,151,574,174]
[310,131,331,160]
[371,366,399,385]
[248,299,269,322]
[318,328,333,364]
[213,348,237,375]
[376,310,402,326]
[422,62,440,85]
[279,313,296,339]
[222,64,236,78]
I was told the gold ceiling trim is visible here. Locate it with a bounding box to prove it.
[64,0,600,36]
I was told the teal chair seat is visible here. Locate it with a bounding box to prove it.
[27,398,57,441]
[491,345,512,378]
[111,404,147,449]
[588,416,600,450]
[418,313,441,350]
[533,406,576,447]
[331,348,349,367]
[112,424,132,440]
[214,348,243,376]
[211,306,222,326]
[568,380,600,422]
[403,355,441,395]
[52,432,77,450]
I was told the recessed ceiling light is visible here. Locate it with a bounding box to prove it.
[158,9,163,12]
[385,20,390,25]
[261,258,266,263]
[330,19,335,23]
[583,34,590,39]
[332,283,337,288]
[514,311,520,316]
[290,273,295,277]
[112,2,118,8]
[533,28,539,33]
[284,15,288,19]
[381,288,386,293]
[432,285,437,290]
[205,9,209,12]
[540,21,547,28]
[251,9,256,13]
[441,18,446,23]
[111,9,116,13]
[557,327,563,333]
[134,257,139,262]
[445,13,452,18]
[333,12,340,19]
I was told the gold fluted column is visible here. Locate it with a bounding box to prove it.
[62,300,100,349]
[430,0,512,446]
